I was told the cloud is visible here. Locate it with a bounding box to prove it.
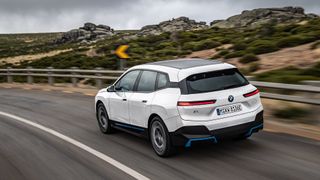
[0,0,319,33]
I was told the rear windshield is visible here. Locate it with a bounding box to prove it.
[186,68,249,94]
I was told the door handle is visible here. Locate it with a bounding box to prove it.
[122,98,127,101]
[142,100,147,103]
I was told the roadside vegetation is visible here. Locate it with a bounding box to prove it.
[272,105,317,124]
[255,62,320,83]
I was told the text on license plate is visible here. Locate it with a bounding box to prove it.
[217,104,242,115]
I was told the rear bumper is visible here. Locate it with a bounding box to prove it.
[170,111,264,147]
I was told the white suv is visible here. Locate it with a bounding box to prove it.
[95,59,263,156]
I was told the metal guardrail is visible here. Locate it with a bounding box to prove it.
[0,67,123,89]
[0,67,319,105]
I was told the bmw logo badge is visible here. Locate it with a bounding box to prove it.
[228,95,234,102]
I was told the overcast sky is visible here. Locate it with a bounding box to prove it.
[0,0,319,33]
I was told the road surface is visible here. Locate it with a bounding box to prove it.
[0,88,319,180]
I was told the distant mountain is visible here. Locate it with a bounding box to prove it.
[210,7,319,28]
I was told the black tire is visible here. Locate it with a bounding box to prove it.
[96,103,113,134]
[150,116,176,157]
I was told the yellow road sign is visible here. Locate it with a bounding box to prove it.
[115,45,129,59]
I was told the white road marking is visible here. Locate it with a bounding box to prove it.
[0,111,149,180]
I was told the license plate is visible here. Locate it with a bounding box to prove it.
[217,104,242,115]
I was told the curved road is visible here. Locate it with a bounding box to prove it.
[0,88,319,180]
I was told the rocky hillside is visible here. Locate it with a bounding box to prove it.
[211,7,319,28]
[138,17,208,36]
[55,23,115,44]
[54,7,319,43]
[1,6,320,84]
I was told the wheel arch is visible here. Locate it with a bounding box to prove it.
[96,99,111,119]
[147,113,163,139]
[96,100,104,111]
[148,113,161,129]
[95,100,105,118]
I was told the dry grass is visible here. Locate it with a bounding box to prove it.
[0,49,73,65]
[226,43,320,73]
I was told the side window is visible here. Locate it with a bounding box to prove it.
[137,71,157,92]
[115,70,140,91]
[157,73,169,90]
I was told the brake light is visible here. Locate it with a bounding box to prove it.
[177,100,216,106]
[243,89,259,97]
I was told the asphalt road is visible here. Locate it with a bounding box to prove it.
[0,88,319,180]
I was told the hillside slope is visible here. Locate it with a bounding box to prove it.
[0,7,319,83]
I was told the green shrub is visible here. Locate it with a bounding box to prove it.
[276,36,311,48]
[247,62,260,72]
[129,47,147,54]
[155,42,177,50]
[255,65,320,84]
[182,40,221,51]
[194,39,221,51]
[247,40,278,54]
[310,41,320,50]
[232,43,247,51]
[218,50,229,56]
[299,62,320,77]
[273,107,309,119]
[211,54,222,59]
[290,21,320,34]
[238,68,250,75]
[182,42,196,51]
[224,51,246,59]
[239,54,259,64]
[220,38,232,44]
[153,48,179,56]
[257,20,277,36]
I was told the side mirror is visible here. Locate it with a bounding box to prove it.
[114,86,122,91]
[107,85,116,92]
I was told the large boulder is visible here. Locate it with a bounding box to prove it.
[83,22,96,31]
[97,24,111,31]
[210,7,319,28]
[55,23,115,44]
[139,16,208,36]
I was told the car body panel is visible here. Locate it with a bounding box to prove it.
[129,92,156,127]
[108,91,134,124]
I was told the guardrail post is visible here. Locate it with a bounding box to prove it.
[95,67,103,89]
[7,67,13,83]
[119,59,126,70]
[27,66,33,84]
[71,67,78,87]
[47,67,54,86]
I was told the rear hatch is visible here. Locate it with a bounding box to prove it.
[177,68,261,121]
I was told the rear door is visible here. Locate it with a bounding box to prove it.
[129,70,158,127]
[177,68,261,121]
[109,70,140,124]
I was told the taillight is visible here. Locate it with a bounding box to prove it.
[177,100,216,106]
[243,89,259,97]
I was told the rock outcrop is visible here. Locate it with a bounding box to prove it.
[55,23,114,44]
[210,7,319,28]
[139,17,208,36]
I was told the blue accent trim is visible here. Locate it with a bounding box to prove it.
[114,123,145,132]
[185,136,217,148]
[245,123,263,137]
